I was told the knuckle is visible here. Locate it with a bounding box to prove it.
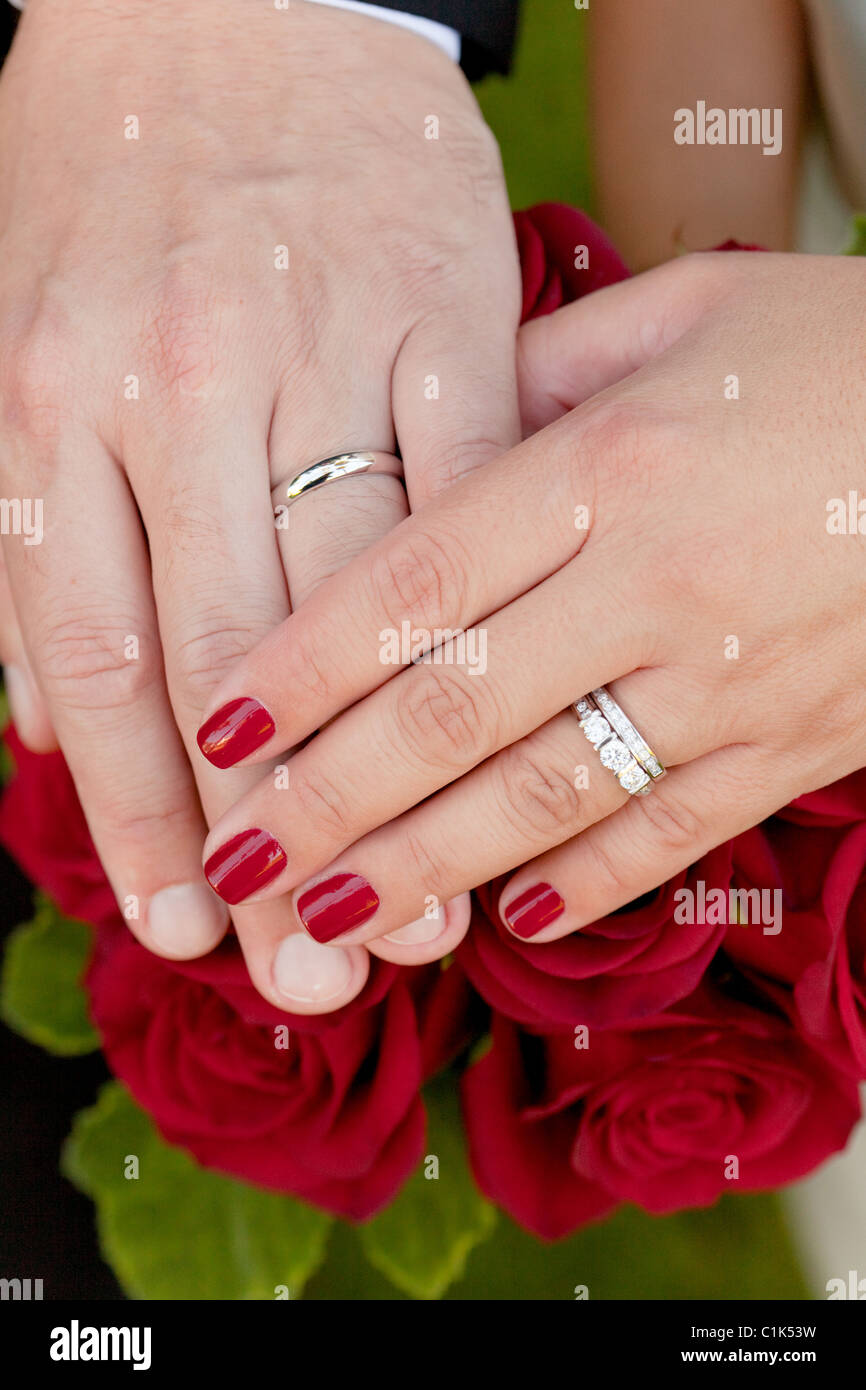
[557,402,639,527]
[372,229,451,305]
[102,794,196,852]
[1,306,75,445]
[378,146,507,295]
[370,528,469,632]
[156,494,237,572]
[444,111,508,210]
[401,826,446,896]
[584,834,634,906]
[272,266,326,387]
[168,592,276,706]
[566,398,685,552]
[575,398,664,483]
[495,739,580,842]
[394,665,494,769]
[473,117,507,183]
[290,765,353,841]
[288,618,342,709]
[824,679,866,749]
[638,787,704,855]
[416,435,508,500]
[170,615,269,704]
[35,612,159,712]
[636,254,738,349]
[139,264,229,407]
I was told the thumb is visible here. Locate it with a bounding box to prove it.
[517,251,736,435]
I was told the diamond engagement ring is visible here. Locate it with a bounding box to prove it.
[573,687,666,797]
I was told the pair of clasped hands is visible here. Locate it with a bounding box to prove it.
[2,0,865,1016]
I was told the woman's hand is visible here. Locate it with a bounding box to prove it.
[0,0,512,1006]
[194,251,866,955]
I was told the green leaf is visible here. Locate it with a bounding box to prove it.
[466,1032,492,1067]
[439,1195,809,1301]
[0,684,13,786]
[359,1074,497,1299]
[62,1082,333,1300]
[845,212,866,255]
[476,0,591,214]
[0,739,12,787]
[0,894,99,1055]
[307,1193,808,1301]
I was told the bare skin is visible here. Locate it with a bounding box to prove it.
[195,252,866,955]
[588,0,807,268]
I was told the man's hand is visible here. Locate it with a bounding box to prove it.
[0,0,513,1004]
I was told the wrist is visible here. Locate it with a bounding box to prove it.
[13,0,459,61]
[17,0,456,76]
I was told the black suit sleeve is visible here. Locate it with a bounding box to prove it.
[356,0,520,78]
[0,7,14,65]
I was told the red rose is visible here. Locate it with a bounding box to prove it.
[459,844,732,1030]
[779,767,866,828]
[86,918,474,1219]
[463,987,860,1240]
[708,239,766,254]
[0,727,400,1028]
[1,729,481,1216]
[727,819,866,1075]
[514,202,630,321]
[0,728,118,930]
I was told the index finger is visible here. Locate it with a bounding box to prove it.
[195,410,591,770]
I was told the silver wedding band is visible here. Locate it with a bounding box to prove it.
[573,687,666,797]
[271,451,403,511]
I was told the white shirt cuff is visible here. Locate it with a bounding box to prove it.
[301,1,460,62]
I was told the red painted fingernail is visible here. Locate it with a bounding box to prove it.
[204,828,286,904]
[197,697,275,768]
[503,882,564,939]
[297,872,379,943]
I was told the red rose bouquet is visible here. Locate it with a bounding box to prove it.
[0,206,863,1297]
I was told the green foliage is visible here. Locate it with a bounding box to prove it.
[62,1083,333,1301]
[307,1194,809,1301]
[844,213,866,255]
[359,1076,497,1298]
[476,0,593,213]
[0,686,14,785]
[0,894,99,1055]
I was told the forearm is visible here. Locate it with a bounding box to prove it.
[588,0,806,269]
